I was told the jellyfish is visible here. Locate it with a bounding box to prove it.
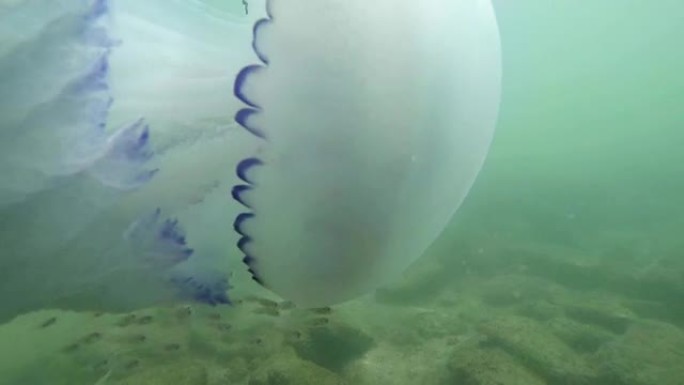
[232,0,501,307]
[0,0,500,322]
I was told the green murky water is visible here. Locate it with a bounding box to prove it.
[1,1,683,384]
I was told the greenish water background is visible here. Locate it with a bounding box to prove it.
[431,0,684,322]
[1,1,683,384]
[485,0,683,223]
[445,0,684,258]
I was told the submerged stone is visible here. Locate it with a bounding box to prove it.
[290,322,375,373]
[478,316,597,384]
[113,360,207,385]
[593,321,684,385]
[248,354,345,385]
[448,346,546,385]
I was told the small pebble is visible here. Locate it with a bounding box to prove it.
[175,306,193,319]
[129,334,147,343]
[310,318,329,327]
[63,343,79,353]
[124,360,140,370]
[82,332,103,344]
[164,343,181,352]
[252,307,280,317]
[93,360,109,371]
[310,307,332,315]
[117,314,137,327]
[256,298,279,308]
[216,323,232,332]
[39,317,57,328]
[244,296,278,308]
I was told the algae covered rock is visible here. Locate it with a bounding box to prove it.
[478,316,596,384]
[290,321,374,372]
[113,360,208,385]
[545,317,614,354]
[594,320,684,385]
[448,346,546,385]
[247,354,346,385]
[561,298,635,334]
[345,338,457,385]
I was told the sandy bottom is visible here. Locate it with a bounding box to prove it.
[1,232,683,385]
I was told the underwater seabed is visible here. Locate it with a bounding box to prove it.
[1,197,683,385]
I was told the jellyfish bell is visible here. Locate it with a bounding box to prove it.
[232,0,502,307]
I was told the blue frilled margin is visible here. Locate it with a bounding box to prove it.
[231,0,274,286]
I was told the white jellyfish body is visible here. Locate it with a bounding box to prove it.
[233,0,501,307]
[0,0,500,320]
